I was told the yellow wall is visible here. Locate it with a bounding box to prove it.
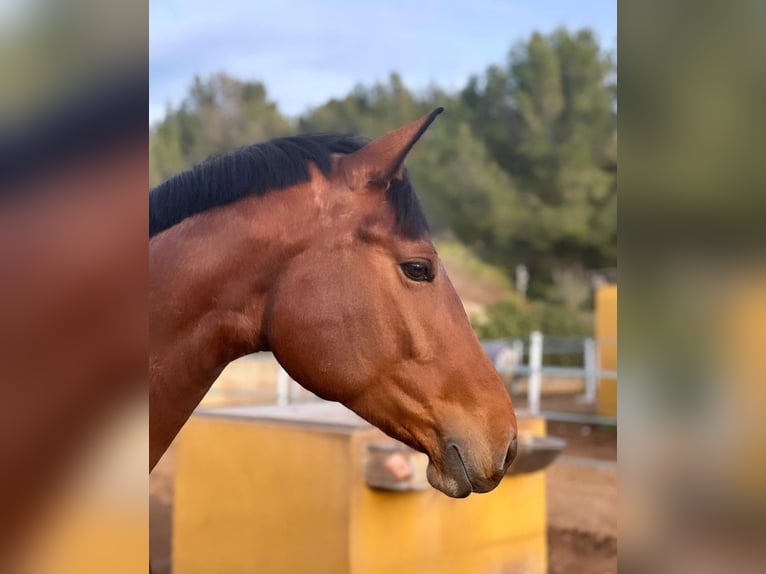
[596,284,618,417]
[723,278,766,506]
[350,463,546,574]
[173,413,548,574]
[173,418,354,574]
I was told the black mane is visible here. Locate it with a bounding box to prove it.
[149,133,429,239]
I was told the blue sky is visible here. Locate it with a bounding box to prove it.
[150,0,616,124]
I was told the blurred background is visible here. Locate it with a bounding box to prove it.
[1,1,147,573]
[149,2,617,573]
[5,0,764,572]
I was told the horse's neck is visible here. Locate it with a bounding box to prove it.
[149,188,317,469]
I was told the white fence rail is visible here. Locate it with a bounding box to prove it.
[482,331,617,417]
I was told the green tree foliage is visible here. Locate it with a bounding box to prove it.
[150,73,292,186]
[460,29,616,299]
[298,73,429,135]
[474,298,592,341]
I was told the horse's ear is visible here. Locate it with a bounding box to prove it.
[339,107,443,189]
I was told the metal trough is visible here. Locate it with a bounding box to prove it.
[506,435,566,475]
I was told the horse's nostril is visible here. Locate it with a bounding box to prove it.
[504,436,518,469]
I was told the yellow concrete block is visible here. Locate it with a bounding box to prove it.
[596,285,617,417]
[173,404,548,574]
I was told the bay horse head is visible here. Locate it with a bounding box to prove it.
[150,109,517,497]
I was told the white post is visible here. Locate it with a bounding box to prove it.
[528,331,543,414]
[276,365,291,406]
[583,337,597,403]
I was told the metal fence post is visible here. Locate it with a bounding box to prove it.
[583,337,597,403]
[528,331,543,414]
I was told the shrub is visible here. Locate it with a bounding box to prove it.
[473,299,593,340]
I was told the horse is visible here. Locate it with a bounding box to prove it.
[149,109,518,498]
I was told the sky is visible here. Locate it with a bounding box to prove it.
[149,0,616,124]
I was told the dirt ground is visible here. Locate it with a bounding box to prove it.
[546,467,617,573]
[548,528,617,574]
[546,420,617,573]
[546,419,617,461]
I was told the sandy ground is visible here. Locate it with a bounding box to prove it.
[546,455,617,573]
[548,528,617,574]
[545,415,617,573]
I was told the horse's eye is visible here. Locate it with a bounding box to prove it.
[401,261,434,282]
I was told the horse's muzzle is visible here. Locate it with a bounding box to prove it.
[426,434,518,498]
